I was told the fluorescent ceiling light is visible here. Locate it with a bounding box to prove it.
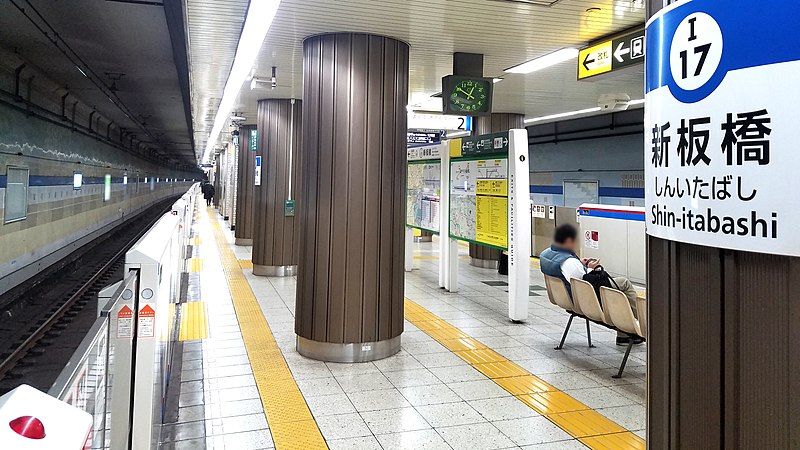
[202,0,282,163]
[447,130,471,138]
[524,106,602,124]
[505,48,579,74]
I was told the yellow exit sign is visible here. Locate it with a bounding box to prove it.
[578,29,645,80]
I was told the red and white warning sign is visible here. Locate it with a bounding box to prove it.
[138,304,155,338]
[117,305,133,338]
[585,230,600,250]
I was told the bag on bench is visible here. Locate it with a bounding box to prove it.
[582,266,620,308]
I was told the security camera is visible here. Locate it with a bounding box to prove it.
[598,93,632,112]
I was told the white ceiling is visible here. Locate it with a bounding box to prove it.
[187,0,646,160]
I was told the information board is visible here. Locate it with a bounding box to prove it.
[645,0,800,257]
[449,132,510,249]
[406,144,443,233]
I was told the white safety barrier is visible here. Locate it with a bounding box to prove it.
[577,204,646,284]
[40,183,199,450]
[0,384,92,448]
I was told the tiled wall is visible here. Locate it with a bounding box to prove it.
[0,101,197,288]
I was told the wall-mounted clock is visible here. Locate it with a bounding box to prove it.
[442,75,493,116]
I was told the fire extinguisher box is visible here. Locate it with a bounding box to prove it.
[0,384,92,449]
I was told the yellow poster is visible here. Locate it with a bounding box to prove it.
[476,179,507,196]
[475,195,508,248]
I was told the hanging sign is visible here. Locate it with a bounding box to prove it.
[578,28,645,80]
[254,156,262,186]
[645,0,800,256]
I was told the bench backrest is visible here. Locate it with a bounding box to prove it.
[600,286,642,338]
[544,274,576,313]
[636,297,647,337]
[570,278,607,323]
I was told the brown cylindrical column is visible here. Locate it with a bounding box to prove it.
[468,113,525,268]
[295,33,408,362]
[213,155,221,207]
[252,99,302,276]
[234,125,257,245]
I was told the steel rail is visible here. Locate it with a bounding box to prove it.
[0,200,174,380]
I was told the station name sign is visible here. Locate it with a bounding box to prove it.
[578,28,645,80]
[645,0,800,257]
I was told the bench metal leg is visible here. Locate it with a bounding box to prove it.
[612,342,634,379]
[555,314,575,350]
[585,319,596,348]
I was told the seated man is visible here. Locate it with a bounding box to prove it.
[540,224,643,345]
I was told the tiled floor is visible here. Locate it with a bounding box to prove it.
[162,208,646,449]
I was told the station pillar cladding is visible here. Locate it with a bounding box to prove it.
[234,125,257,245]
[646,0,800,447]
[252,99,302,276]
[295,33,408,362]
[469,113,525,268]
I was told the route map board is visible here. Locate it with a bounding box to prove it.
[406,162,441,232]
[406,144,443,233]
[449,133,510,249]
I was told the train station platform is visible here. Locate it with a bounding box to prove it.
[163,201,646,450]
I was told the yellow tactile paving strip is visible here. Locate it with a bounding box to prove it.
[178,301,208,341]
[188,257,203,272]
[404,298,645,449]
[239,259,254,269]
[207,208,328,450]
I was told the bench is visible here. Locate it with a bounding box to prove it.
[543,274,647,378]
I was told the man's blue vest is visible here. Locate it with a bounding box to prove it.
[540,245,582,297]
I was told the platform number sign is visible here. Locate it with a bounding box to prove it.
[645,0,800,257]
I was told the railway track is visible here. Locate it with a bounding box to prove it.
[0,198,180,393]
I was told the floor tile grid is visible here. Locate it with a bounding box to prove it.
[404,298,645,449]
[228,225,646,447]
[208,208,328,450]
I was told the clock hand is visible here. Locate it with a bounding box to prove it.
[456,86,475,100]
[468,85,476,98]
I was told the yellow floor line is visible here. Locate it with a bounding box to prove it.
[188,257,203,272]
[208,209,328,450]
[178,301,208,341]
[404,298,645,449]
[239,259,254,269]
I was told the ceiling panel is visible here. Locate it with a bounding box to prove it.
[187,0,646,158]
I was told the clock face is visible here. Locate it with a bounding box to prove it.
[448,79,490,113]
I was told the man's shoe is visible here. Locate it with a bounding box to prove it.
[616,336,644,346]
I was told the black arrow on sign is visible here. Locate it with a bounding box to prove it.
[583,54,595,71]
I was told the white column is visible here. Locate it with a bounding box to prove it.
[405,227,414,272]
[507,128,531,322]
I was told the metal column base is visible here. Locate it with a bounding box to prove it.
[234,238,253,246]
[296,335,401,363]
[470,257,499,269]
[253,264,297,277]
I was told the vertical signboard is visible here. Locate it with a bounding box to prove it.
[254,155,262,186]
[449,130,530,321]
[249,130,258,152]
[406,144,443,234]
[645,0,800,256]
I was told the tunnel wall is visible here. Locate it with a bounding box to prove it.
[0,101,197,295]
[527,108,645,207]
